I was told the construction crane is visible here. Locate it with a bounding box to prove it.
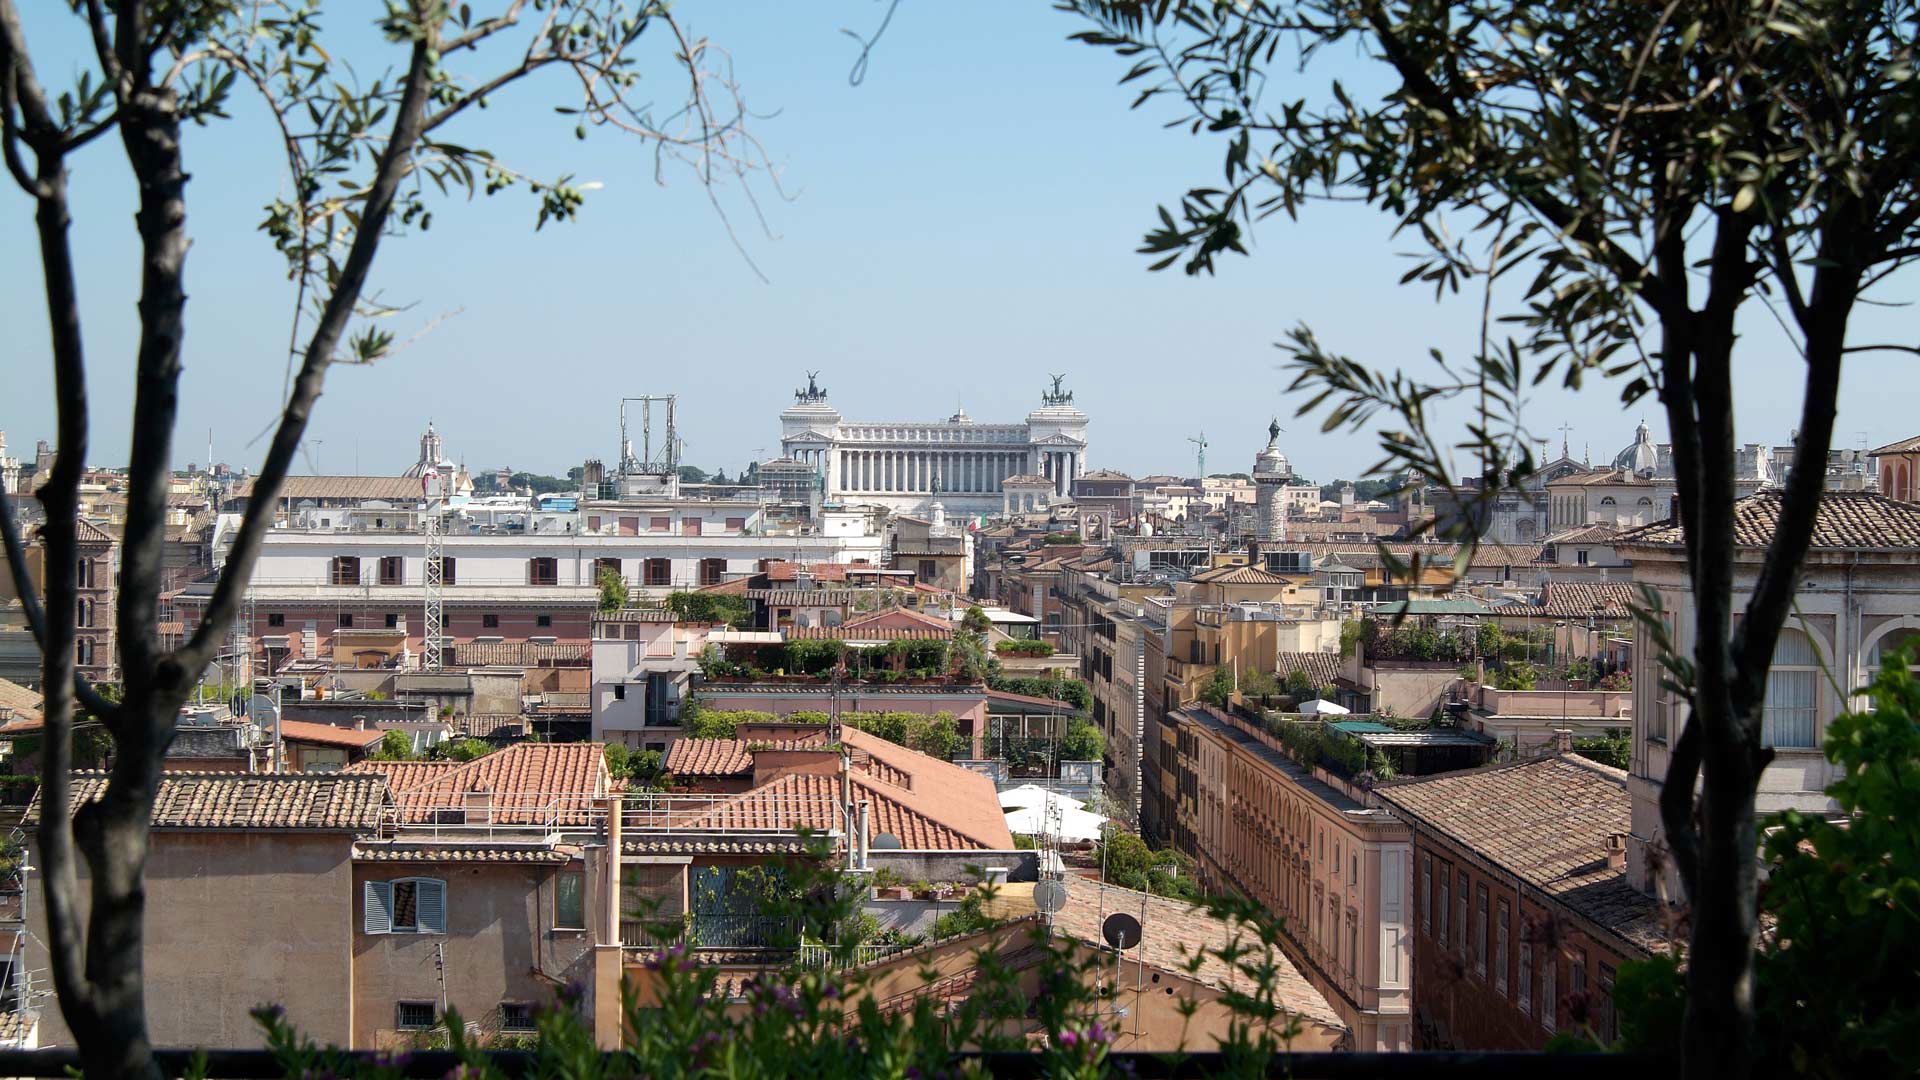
[421,473,446,671]
[1188,432,1208,480]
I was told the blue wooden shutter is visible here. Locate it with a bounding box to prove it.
[364,881,392,935]
[416,879,446,933]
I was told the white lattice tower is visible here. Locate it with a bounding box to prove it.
[422,503,445,671]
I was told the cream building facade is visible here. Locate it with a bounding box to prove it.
[778,374,1090,518]
[1616,491,1920,898]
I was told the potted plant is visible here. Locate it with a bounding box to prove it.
[909,879,935,901]
[869,868,907,900]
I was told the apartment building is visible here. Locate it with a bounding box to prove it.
[1166,705,1413,1050]
[1375,752,1670,1049]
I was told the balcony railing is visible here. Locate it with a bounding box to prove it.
[620,793,835,836]
[621,914,801,950]
[379,792,838,840]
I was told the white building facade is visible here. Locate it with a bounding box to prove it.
[778,373,1091,517]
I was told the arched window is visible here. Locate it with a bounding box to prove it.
[1636,496,1653,508]
[1599,496,1617,508]
[1868,627,1920,681]
[1763,629,1820,748]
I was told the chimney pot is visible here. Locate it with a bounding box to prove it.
[1553,728,1574,753]
[353,715,368,730]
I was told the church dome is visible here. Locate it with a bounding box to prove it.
[1613,420,1658,475]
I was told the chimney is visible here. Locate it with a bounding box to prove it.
[1604,832,1628,870]
[353,715,368,731]
[463,786,493,825]
[1553,728,1574,754]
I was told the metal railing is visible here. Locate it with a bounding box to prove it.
[376,792,840,839]
[620,793,835,836]
[621,914,801,950]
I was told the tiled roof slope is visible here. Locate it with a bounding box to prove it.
[1190,564,1290,586]
[236,475,421,501]
[988,883,1344,1031]
[665,736,827,778]
[1375,755,1670,955]
[1272,652,1343,688]
[1867,434,1920,455]
[1535,581,1636,619]
[673,727,1013,850]
[0,678,43,726]
[348,742,606,824]
[1616,491,1920,550]
[29,772,387,831]
[276,719,388,749]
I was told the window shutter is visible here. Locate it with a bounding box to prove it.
[416,879,447,933]
[364,881,392,935]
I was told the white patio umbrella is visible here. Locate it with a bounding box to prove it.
[1004,799,1109,843]
[997,784,1085,811]
[1297,698,1351,716]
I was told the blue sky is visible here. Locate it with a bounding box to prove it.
[2,1,1912,484]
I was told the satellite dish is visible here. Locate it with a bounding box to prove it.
[1102,911,1142,951]
[870,832,903,850]
[1033,880,1069,915]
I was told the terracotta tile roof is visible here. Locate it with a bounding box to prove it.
[988,883,1344,1031]
[593,608,679,622]
[452,641,588,666]
[236,475,423,501]
[1272,652,1343,688]
[0,678,42,726]
[460,713,529,738]
[0,1010,37,1045]
[839,607,954,635]
[353,841,575,863]
[747,589,864,605]
[72,518,117,545]
[1189,564,1291,586]
[1550,468,1651,488]
[622,836,817,855]
[1535,581,1637,619]
[1617,490,1920,550]
[1543,524,1622,545]
[347,742,607,824]
[1002,473,1052,485]
[276,719,388,750]
[1868,435,1920,456]
[663,736,826,778]
[764,562,850,582]
[28,772,388,831]
[671,728,1013,850]
[1374,755,1671,955]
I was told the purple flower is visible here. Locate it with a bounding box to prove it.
[1057,1029,1080,1049]
[1088,1021,1111,1045]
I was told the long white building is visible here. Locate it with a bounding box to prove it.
[778,373,1090,517]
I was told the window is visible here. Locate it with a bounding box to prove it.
[528,557,559,586]
[385,613,400,629]
[500,1002,535,1033]
[1421,855,1433,933]
[1438,866,1451,945]
[267,613,285,628]
[1764,629,1819,748]
[75,598,91,628]
[396,1001,437,1031]
[1495,899,1511,995]
[1474,884,1489,976]
[339,613,354,628]
[612,684,626,701]
[482,613,500,629]
[537,614,553,628]
[644,558,670,587]
[365,878,445,934]
[77,557,95,588]
[1576,549,1590,566]
[681,518,702,536]
[1345,910,1359,978]
[725,517,747,531]
[700,558,726,586]
[1456,868,1470,956]
[330,556,361,585]
[917,559,938,582]
[1542,954,1558,1032]
[434,556,456,585]
[378,556,404,585]
[649,516,671,532]
[555,870,586,929]
[1519,941,1534,1014]
[1597,963,1618,1043]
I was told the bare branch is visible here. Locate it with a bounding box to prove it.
[178,16,442,674]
